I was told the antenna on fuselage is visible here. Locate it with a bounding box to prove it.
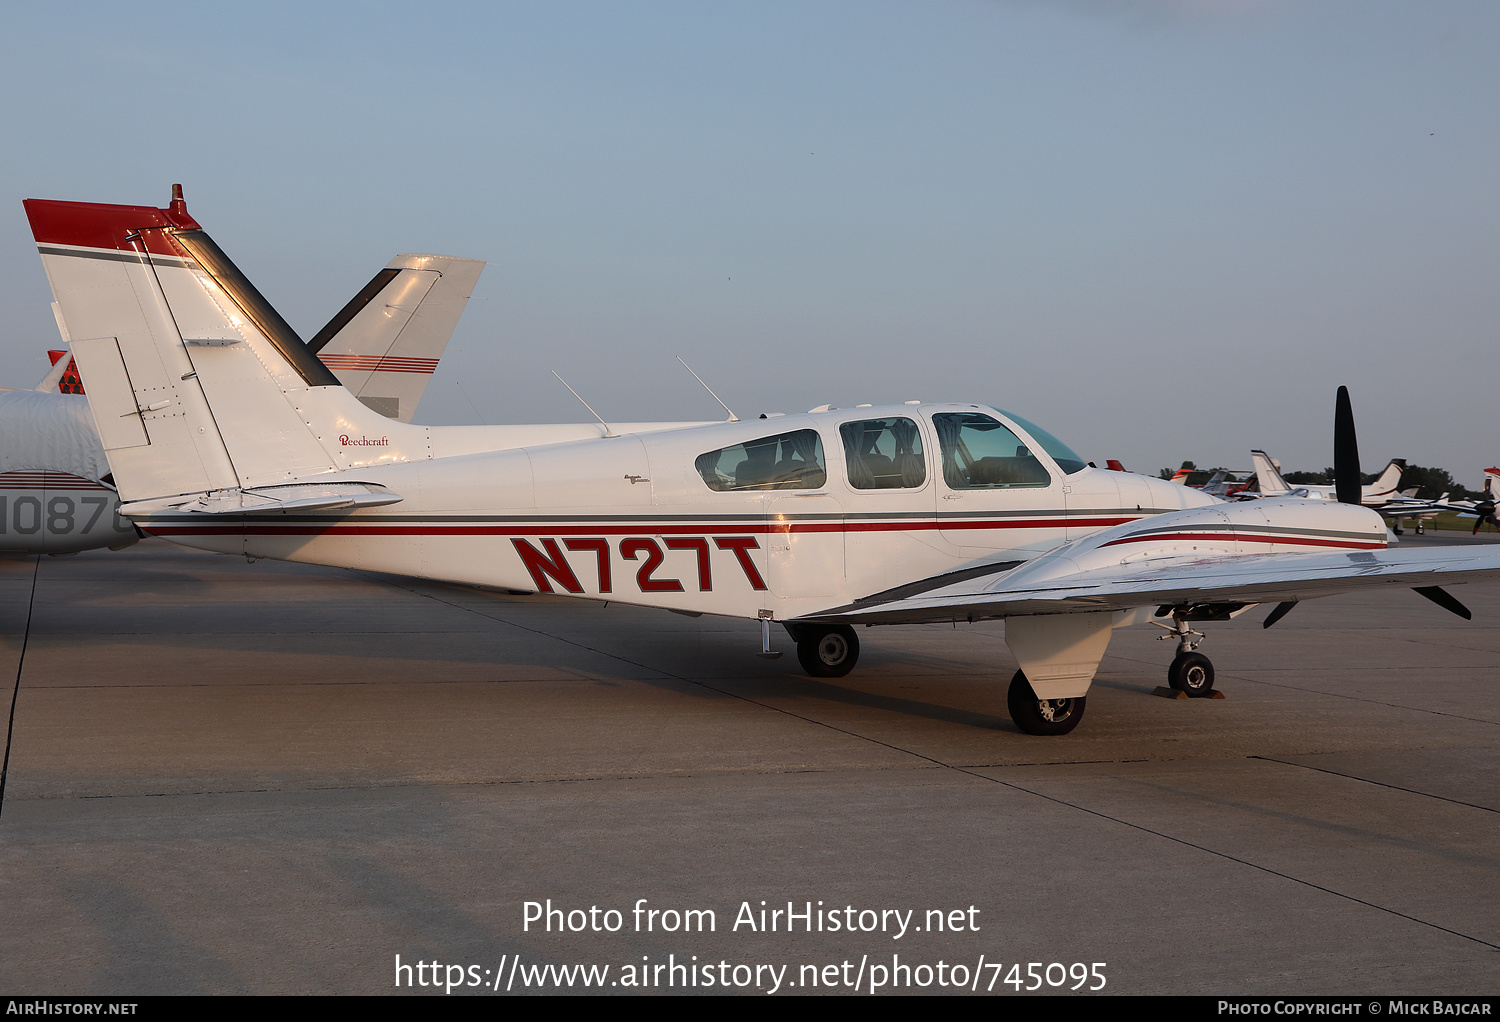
[676,356,738,422]
[551,371,617,438]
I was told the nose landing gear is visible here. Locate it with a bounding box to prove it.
[1167,650,1215,696]
[1153,611,1219,698]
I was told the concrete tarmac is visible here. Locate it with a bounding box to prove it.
[1,536,1497,995]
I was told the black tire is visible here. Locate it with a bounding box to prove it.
[796,625,859,677]
[1168,651,1215,697]
[1006,670,1086,736]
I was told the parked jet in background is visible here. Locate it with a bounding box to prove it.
[26,188,1500,736]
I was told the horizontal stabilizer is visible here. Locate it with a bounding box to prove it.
[121,481,401,517]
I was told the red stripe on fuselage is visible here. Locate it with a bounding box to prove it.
[143,514,1146,539]
[317,355,440,375]
[1100,531,1384,550]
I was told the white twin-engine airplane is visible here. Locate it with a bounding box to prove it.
[25,189,1500,735]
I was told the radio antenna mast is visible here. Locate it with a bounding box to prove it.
[551,371,617,438]
[676,356,738,422]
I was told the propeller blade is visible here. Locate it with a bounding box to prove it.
[1334,385,1362,505]
[1262,600,1299,629]
[1413,586,1472,621]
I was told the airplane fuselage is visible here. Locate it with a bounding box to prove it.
[130,403,1218,620]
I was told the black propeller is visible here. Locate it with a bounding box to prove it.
[1331,386,1477,622]
[1262,600,1298,629]
[1414,586,1473,621]
[1333,385,1362,505]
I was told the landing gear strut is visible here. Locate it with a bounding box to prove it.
[1153,611,1218,698]
[1007,670,1086,735]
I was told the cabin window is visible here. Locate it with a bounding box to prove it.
[840,417,926,489]
[696,429,827,491]
[932,413,1051,489]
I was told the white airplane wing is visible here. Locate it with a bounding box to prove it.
[800,498,1500,630]
[310,254,484,423]
[811,543,1500,625]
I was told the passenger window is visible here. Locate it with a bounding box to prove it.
[696,429,827,491]
[932,413,1051,489]
[840,417,926,489]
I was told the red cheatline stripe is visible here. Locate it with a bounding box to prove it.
[318,357,438,367]
[789,517,1134,534]
[317,355,439,375]
[144,516,1140,539]
[1101,531,1384,550]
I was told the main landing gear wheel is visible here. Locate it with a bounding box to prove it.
[1168,651,1215,697]
[795,624,860,678]
[1006,670,1086,736]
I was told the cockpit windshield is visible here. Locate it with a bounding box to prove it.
[932,413,1050,488]
[994,409,1088,475]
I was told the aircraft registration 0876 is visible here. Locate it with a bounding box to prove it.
[23,188,1500,735]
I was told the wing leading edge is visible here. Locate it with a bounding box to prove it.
[804,500,1500,626]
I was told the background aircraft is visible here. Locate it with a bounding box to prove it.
[1251,449,1407,504]
[1246,447,1453,534]
[1164,467,1254,499]
[1411,467,1500,533]
[28,189,1500,736]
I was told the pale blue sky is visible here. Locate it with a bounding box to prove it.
[2,1,1495,480]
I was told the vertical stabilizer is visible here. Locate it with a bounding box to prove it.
[1363,459,1405,501]
[1250,449,1290,496]
[27,194,240,501]
[310,255,484,422]
[25,188,404,504]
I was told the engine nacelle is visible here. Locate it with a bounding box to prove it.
[1002,498,1387,590]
